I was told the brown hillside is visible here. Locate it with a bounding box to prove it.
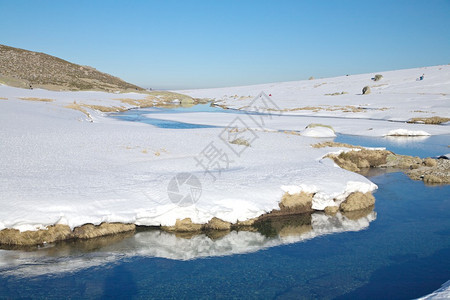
[0,44,145,92]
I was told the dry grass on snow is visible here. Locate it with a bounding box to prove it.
[407,116,450,124]
[19,97,54,102]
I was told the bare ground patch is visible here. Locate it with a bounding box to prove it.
[114,91,196,108]
[82,104,127,112]
[311,141,364,149]
[407,116,450,124]
[325,91,348,96]
[64,103,91,119]
[283,130,302,136]
[271,105,367,113]
[230,138,251,147]
[306,123,335,131]
[323,145,449,184]
[314,82,327,88]
[64,102,126,120]
[19,97,54,102]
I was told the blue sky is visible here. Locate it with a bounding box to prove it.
[1,0,449,89]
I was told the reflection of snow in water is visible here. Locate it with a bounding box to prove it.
[384,135,430,143]
[335,134,450,158]
[385,129,431,137]
[0,211,375,278]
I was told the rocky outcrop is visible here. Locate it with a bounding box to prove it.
[373,74,383,81]
[72,223,135,239]
[327,149,392,172]
[340,192,375,212]
[326,148,449,185]
[162,218,203,232]
[407,159,450,184]
[0,224,72,246]
[324,206,339,215]
[205,217,232,231]
[158,189,371,235]
[362,86,371,95]
[278,192,314,214]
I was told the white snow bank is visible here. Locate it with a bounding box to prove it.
[385,129,431,136]
[281,180,377,210]
[176,64,450,124]
[311,180,377,210]
[281,184,319,195]
[0,86,377,232]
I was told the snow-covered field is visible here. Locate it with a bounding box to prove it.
[178,65,450,122]
[0,65,449,232]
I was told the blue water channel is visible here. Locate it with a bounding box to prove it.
[110,103,234,129]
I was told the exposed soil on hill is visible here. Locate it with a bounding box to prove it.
[0,44,144,92]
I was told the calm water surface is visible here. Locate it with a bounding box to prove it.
[1,105,449,299]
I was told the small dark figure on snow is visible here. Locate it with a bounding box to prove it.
[419,74,425,81]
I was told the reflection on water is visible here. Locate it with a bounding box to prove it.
[384,135,430,143]
[335,134,450,158]
[357,167,405,178]
[0,209,375,278]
